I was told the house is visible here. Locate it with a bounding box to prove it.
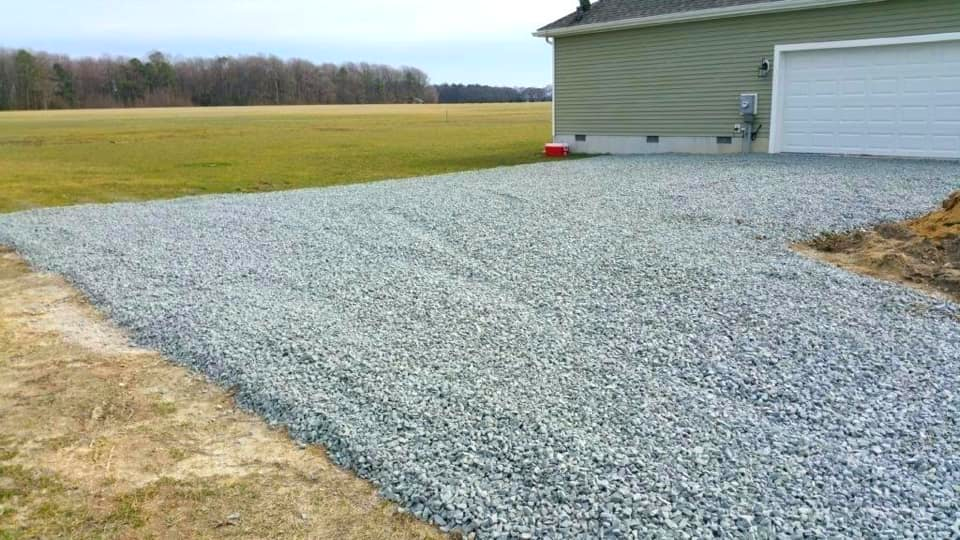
[534,0,960,159]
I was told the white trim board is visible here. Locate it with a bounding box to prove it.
[769,32,960,154]
[551,38,557,140]
[533,0,886,38]
[555,134,770,155]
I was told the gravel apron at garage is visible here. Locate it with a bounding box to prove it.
[2,154,959,539]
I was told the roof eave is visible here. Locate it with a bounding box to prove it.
[532,0,887,38]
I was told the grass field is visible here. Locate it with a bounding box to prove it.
[0,103,552,213]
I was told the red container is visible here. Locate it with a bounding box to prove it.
[544,143,569,157]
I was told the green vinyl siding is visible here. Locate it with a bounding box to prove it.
[554,0,960,139]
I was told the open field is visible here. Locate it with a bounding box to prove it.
[0,103,551,213]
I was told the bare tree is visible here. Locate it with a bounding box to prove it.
[0,49,440,110]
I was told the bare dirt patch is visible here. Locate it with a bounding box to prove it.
[797,191,960,302]
[0,248,445,539]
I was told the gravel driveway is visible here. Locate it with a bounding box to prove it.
[2,154,959,538]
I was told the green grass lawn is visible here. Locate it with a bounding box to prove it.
[0,103,552,213]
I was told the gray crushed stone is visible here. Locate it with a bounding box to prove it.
[2,154,959,538]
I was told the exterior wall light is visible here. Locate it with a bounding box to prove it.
[759,57,772,79]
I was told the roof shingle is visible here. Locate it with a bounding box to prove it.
[539,0,789,31]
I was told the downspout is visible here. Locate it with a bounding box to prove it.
[546,37,556,142]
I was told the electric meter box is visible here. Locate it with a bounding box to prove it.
[739,93,758,116]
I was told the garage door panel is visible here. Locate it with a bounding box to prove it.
[838,107,867,121]
[903,77,936,93]
[843,54,873,68]
[939,46,960,62]
[778,37,960,158]
[900,106,931,120]
[867,108,897,122]
[933,136,960,151]
[782,102,808,117]
[898,136,929,150]
[813,80,840,95]
[928,122,960,136]
[931,93,960,107]
[837,134,866,148]
[899,124,934,137]
[899,48,936,66]
[838,121,869,134]
[865,133,897,149]
[842,80,867,95]
[870,78,900,95]
[937,74,960,88]
[868,96,905,108]
[809,107,836,121]
[936,106,960,121]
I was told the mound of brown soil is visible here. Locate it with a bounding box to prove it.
[909,190,960,241]
[798,191,960,302]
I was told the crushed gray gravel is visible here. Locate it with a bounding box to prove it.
[2,154,960,538]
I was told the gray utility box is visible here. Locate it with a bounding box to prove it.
[739,93,758,123]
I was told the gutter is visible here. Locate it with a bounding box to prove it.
[533,0,887,38]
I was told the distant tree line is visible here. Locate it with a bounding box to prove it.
[0,49,438,110]
[435,84,552,104]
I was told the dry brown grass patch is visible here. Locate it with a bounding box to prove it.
[0,247,445,539]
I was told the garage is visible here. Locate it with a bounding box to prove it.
[771,33,960,159]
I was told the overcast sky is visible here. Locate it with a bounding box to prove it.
[1,0,574,86]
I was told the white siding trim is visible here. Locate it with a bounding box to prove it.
[552,39,557,140]
[534,0,886,38]
[769,32,960,153]
[555,134,770,155]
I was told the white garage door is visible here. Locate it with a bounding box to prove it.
[774,35,960,159]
